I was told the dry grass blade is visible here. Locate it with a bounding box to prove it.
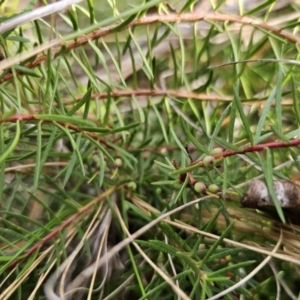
[207,230,283,300]
[114,204,191,300]
[0,0,84,35]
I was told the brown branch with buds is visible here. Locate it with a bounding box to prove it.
[172,140,300,198]
[191,139,300,166]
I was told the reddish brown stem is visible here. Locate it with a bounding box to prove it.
[1,12,299,83]
[191,139,300,166]
[1,114,108,146]
[9,186,118,269]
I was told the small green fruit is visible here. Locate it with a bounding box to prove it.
[207,184,220,193]
[115,158,122,167]
[194,182,206,193]
[211,148,223,163]
[211,147,223,155]
[203,155,215,168]
[127,181,137,190]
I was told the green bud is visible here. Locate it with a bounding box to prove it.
[115,158,122,167]
[156,187,162,194]
[194,182,206,193]
[203,155,215,168]
[211,147,223,163]
[211,147,223,155]
[127,181,137,190]
[207,184,220,194]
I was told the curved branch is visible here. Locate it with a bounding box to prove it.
[0,12,298,83]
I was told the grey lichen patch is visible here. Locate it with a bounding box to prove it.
[241,179,300,209]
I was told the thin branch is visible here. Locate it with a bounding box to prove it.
[8,186,119,269]
[209,58,300,69]
[5,162,68,174]
[76,89,232,102]
[1,114,108,146]
[191,139,300,166]
[0,12,299,82]
[71,89,291,105]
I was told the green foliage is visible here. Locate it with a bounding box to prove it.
[0,0,300,299]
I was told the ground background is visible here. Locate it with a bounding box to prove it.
[1,0,300,299]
